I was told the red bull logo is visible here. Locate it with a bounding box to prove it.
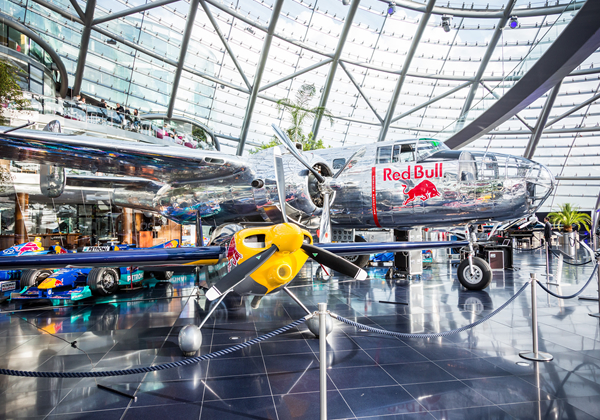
[17,242,43,256]
[402,180,441,206]
[227,238,243,272]
[383,163,443,181]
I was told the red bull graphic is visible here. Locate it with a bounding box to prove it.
[402,180,441,206]
[383,163,443,181]
[227,238,243,273]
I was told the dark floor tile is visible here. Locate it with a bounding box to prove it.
[201,396,277,420]
[359,413,436,420]
[47,409,126,420]
[341,385,426,417]
[429,404,513,420]
[206,355,266,378]
[274,390,354,420]
[51,385,135,414]
[408,343,477,361]
[462,376,553,405]
[435,358,511,380]
[0,388,71,418]
[269,368,334,395]
[499,399,600,420]
[383,361,456,384]
[133,380,204,406]
[264,352,319,374]
[562,395,600,419]
[403,381,494,411]
[259,339,313,355]
[327,365,397,390]
[350,335,406,350]
[124,402,201,419]
[203,374,272,401]
[365,346,428,365]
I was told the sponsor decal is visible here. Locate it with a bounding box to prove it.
[1,281,17,292]
[401,180,441,206]
[82,246,111,252]
[227,238,243,273]
[382,163,443,181]
[17,242,43,256]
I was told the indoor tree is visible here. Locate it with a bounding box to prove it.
[547,203,591,232]
[0,59,28,126]
[251,83,332,153]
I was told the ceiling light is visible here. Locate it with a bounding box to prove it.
[509,16,518,29]
[441,15,452,32]
[342,0,350,5]
[105,38,117,45]
[387,2,396,15]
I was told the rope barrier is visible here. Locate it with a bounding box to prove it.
[0,315,311,378]
[537,264,598,299]
[331,281,531,339]
[550,249,593,266]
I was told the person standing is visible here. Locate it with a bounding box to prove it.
[544,217,553,247]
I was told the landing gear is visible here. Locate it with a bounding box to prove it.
[457,257,492,290]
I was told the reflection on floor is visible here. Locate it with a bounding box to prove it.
[1,248,600,419]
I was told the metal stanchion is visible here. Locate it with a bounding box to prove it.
[520,273,553,362]
[590,254,600,319]
[543,242,553,279]
[319,302,327,420]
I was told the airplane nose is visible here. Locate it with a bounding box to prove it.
[527,161,555,207]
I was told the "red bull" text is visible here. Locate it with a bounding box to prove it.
[383,163,443,181]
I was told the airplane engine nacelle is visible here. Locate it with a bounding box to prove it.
[40,164,65,198]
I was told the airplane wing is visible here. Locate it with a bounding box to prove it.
[0,129,251,185]
[0,241,468,270]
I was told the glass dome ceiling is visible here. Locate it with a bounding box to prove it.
[3,0,599,211]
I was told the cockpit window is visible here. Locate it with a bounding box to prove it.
[392,144,415,163]
[415,139,449,161]
[377,146,393,164]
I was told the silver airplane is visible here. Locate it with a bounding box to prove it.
[0,122,554,229]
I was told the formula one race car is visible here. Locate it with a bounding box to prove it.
[0,238,70,300]
[9,239,179,303]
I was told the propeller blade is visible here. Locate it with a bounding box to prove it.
[301,243,367,280]
[273,147,288,224]
[272,124,325,183]
[333,147,366,178]
[318,191,333,243]
[205,244,278,301]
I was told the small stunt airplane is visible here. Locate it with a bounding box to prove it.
[0,121,554,290]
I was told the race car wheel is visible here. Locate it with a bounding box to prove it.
[342,236,370,269]
[88,268,120,296]
[152,271,174,280]
[20,269,53,288]
[457,257,492,291]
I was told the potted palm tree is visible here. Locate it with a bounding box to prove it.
[547,203,591,249]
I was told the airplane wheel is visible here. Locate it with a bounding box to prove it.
[88,268,120,296]
[457,257,492,290]
[20,269,53,288]
[153,271,174,280]
[343,236,370,268]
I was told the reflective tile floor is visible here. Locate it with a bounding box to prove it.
[1,248,600,419]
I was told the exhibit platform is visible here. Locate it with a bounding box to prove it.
[1,249,599,419]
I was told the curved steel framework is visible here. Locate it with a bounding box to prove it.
[5,0,600,209]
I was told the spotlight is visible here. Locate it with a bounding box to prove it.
[105,38,117,45]
[387,2,396,15]
[342,0,350,5]
[509,16,518,29]
[441,15,452,32]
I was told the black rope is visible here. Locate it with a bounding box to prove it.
[0,316,310,378]
[537,264,598,299]
[550,249,593,266]
[332,281,531,339]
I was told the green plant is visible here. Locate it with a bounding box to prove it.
[0,60,29,125]
[547,203,591,232]
[250,83,332,154]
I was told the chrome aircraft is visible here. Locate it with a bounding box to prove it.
[0,122,554,290]
[0,122,554,231]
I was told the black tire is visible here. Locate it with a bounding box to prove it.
[152,271,174,280]
[457,257,492,290]
[342,236,370,268]
[20,269,53,288]
[87,267,120,296]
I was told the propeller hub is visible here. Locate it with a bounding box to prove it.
[270,223,304,253]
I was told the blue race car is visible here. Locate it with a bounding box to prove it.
[10,240,179,302]
[1,238,70,301]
